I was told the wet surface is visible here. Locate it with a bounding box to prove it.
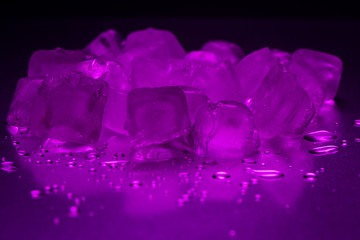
[1,18,360,240]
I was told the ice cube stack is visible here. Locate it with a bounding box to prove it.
[7,28,343,162]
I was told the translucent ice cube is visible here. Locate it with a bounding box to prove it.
[193,101,260,160]
[248,65,315,139]
[131,56,190,88]
[190,60,242,102]
[30,72,108,144]
[28,47,87,77]
[179,86,211,125]
[201,40,244,64]
[291,49,342,100]
[272,49,291,67]
[124,27,186,59]
[84,29,124,59]
[7,76,45,129]
[288,58,325,113]
[124,87,191,147]
[235,47,277,102]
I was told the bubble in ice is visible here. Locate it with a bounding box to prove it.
[212,171,231,180]
[303,172,318,182]
[250,169,284,180]
[309,145,339,156]
[0,161,18,173]
[303,130,337,142]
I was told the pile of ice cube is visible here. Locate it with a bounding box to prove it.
[7,28,342,162]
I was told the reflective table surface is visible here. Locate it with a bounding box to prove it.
[1,18,360,240]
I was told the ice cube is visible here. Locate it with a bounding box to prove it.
[248,65,315,139]
[102,88,128,135]
[7,76,45,129]
[190,60,242,102]
[28,47,87,77]
[124,27,186,59]
[272,49,291,67]
[179,86,211,125]
[30,72,108,144]
[288,58,325,113]
[124,87,191,147]
[77,57,132,91]
[201,40,244,64]
[185,51,219,67]
[131,56,190,88]
[291,49,342,100]
[193,101,260,160]
[235,47,277,102]
[84,29,124,59]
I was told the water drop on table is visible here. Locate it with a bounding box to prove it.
[130,180,143,188]
[251,169,284,180]
[303,172,318,182]
[1,161,18,173]
[30,190,42,199]
[303,130,337,142]
[353,120,360,127]
[212,171,231,180]
[309,145,339,156]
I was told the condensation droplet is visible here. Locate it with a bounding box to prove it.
[303,172,318,182]
[353,120,360,127]
[212,171,230,180]
[251,169,284,180]
[309,145,339,156]
[130,180,142,188]
[30,190,42,199]
[1,161,18,173]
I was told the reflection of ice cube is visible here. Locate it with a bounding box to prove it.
[125,87,191,147]
[194,101,260,160]
[28,47,87,77]
[30,72,108,144]
[248,65,315,139]
[7,76,44,129]
[84,29,124,59]
[291,49,342,100]
[201,40,244,64]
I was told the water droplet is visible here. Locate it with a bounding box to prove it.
[229,230,237,237]
[44,185,52,192]
[68,206,79,218]
[303,130,337,142]
[53,217,60,225]
[101,174,107,180]
[254,194,261,202]
[355,138,360,143]
[250,178,259,185]
[17,150,30,156]
[196,165,205,171]
[88,167,96,173]
[30,190,42,199]
[241,158,257,164]
[341,140,348,147]
[320,167,325,173]
[353,120,360,127]
[179,172,189,178]
[130,180,142,188]
[251,169,284,180]
[1,161,18,173]
[202,159,218,165]
[12,140,19,146]
[85,152,99,161]
[65,161,77,168]
[303,172,318,182]
[46,159,53,164]
[264,150,270,154]
[212,171,231,180]
[1,157,6,161]
[240,181,250,188]
[101,160,129,169]
[309,145,339,156]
